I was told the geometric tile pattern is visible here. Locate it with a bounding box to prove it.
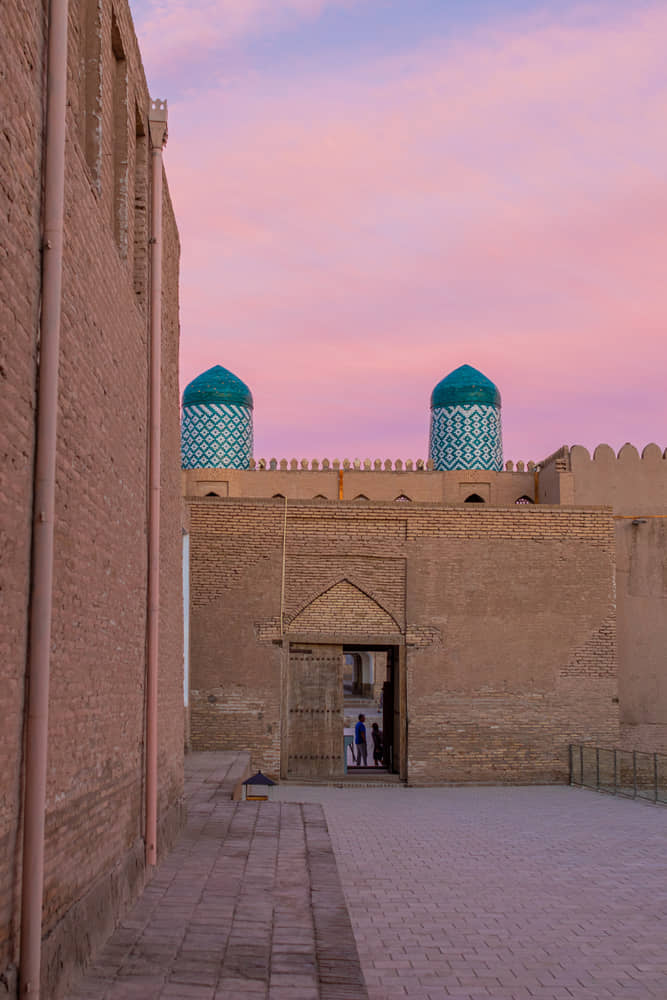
[181,402,253,470]
[429,403,503,471]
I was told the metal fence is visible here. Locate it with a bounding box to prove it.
[569,744,667,804]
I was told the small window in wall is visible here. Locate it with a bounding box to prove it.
[272,493,285,499]
[394,494,411,502]
[77,0,102,186]
[111,12,128,255]
[313,494,327,499]
[353,494,369,501]
[464,493,485,503]
[515,495,534,504]
[205,491,220,497]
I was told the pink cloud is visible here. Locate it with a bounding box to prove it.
[133,0,371,71]
[160,2,667,461]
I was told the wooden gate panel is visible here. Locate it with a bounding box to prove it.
[287,645,344,778]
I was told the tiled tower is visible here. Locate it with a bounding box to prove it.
[428,364,503,471]
[181,365,254,469]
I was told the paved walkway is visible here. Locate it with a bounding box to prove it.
[65,754,367,1000]
[66,758,667,1000]
[276,785,667,1000]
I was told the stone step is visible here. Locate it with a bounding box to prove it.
[281,772,404,788]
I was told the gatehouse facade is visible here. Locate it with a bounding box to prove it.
[182,365,667,783]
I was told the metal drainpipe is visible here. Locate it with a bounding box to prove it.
[279,498,288,637]
[145,100,168,868]
[19,0,69,995]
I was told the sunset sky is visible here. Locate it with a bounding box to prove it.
[129,0,666,462]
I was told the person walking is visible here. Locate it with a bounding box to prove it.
[354,713,367,767]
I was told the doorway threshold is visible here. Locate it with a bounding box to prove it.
[281,771,405,787]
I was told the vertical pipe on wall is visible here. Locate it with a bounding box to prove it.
[280,498,288,636]
[145,99,168,868]
[20,0,69,995]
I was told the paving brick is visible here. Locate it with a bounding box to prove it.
[64,754,368,999]
[277,783,667,1000]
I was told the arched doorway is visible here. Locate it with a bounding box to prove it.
[282,581,404,780]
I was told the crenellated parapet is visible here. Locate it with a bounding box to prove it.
[250,458,432,471]
[247,457,538,472]
[540,443,667,470]
[538,443,667,512]
[571,443,667,464]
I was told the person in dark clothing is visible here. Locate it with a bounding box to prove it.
[354,713,367,767]
[371,722,383,767]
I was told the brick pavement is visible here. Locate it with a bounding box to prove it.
[65,761,667,1000]
[64,754,367,1000]
[275,785,667,1000]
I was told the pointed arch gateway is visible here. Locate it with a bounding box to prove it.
[284,580,403,780]
[287,579,400,636]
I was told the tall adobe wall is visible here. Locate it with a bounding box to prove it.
[541,444,667,752]
[0,3,45,993]
[187,497,618,784]
[1,1,183,996]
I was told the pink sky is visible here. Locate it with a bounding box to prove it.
[133,0,667,462]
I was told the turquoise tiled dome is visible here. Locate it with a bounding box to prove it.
[429,364,503,472]
[181,365,253,470]
[182,365,253,410]
[431,364,501,409]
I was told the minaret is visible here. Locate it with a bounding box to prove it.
[428,364,503,471]
[181,364,254,469]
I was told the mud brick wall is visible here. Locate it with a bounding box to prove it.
[186,498,618,784]
[0,0,46,991]
[188,503,284,773]
[406,508,618,783]
[182,464,539,504]
[1,1,183,995]
[541,444,667,754]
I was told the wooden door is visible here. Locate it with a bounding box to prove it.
[287,644,344,778]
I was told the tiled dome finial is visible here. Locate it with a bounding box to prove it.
[429,364,503,472]
[181,365,254,470]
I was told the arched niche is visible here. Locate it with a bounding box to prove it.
[464,493,485,503]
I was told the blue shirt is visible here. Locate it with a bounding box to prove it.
[355,720,366,745]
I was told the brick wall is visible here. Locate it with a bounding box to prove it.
[540,444,667,752]
[0,0,45,988]
[187,498,618,783]
[1,1,183,995]
[183,464,538,504]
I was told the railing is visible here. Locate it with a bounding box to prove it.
[569,744,667,803]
